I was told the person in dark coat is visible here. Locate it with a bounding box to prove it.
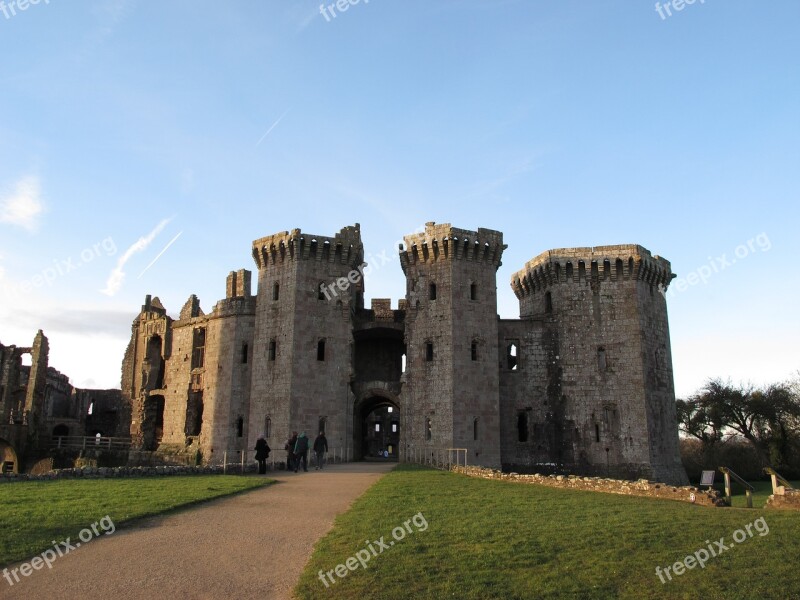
[285,432,298,471]
[313,431,328,470]
[254,436,270,474]
[293,431,309,472]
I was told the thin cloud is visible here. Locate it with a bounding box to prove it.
[101,218,171,296]
[0,176,45,231]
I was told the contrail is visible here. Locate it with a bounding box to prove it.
[138,230,183,279]
[256,108,290,147]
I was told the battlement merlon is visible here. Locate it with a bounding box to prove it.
[510,244,675,299]
[399,222,507,274]
[251,224,364,270]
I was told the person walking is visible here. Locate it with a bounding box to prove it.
[254,436,270,475]
[285,431,298,471]
[313,431,328,470]
[293,431,309,472]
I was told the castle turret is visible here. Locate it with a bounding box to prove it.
[249,225,364,454]
[510,245,688,485]
[400,222,506,468]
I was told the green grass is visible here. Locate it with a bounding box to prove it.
[0,475,272,566]
[295,465,800,600]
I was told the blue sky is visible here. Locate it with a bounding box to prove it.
[0,0,797,394]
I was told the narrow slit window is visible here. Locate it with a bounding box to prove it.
[595,424,601,443]
[264,416,271,438]
[429,283,437,301]
[470,283,477,301]
[317,339,326,361]
[236,416,244,438]
[425,418,432,441]
[517,412,528,442]
[268,339,276,361]
[273,282,280,301]
[426,342,434,362]
[597,347,607,372]
[545,291,553,314]
[471,342,478,362]
[241,343,248,364]
[473,418,479,441]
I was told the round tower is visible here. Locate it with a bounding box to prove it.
[510,244,688,485]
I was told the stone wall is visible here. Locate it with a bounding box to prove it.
[765,488,800,510]
[451,465,724,507]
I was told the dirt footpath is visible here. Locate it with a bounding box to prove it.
[3,462,395,600]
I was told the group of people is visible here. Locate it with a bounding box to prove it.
[285,431,328,472]
[253,430,329,474]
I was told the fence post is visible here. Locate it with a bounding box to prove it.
[241,451,245,474]
[724,471,732,506]
[223,451,227,474]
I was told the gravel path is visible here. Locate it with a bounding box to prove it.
[3,462,395,600]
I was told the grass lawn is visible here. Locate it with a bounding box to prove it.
[295,465,800,600]
[0,475,272,566]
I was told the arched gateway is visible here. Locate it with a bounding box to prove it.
[353,392,400,461]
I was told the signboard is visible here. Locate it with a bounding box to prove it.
[700,470,716,486]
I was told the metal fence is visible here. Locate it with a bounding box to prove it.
[402,447,468,470]
[208,447,353,474]
[50,436,132,451]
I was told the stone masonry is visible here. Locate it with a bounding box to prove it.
[122,222,689,485]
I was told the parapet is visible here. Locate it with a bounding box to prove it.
[399,222,506,273]
[510,244,674,299]
[252,224,364,269]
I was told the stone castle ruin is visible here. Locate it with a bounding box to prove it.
[0,331,127,473]
[121,222,689,485]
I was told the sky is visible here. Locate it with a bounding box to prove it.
[0,0,797,396]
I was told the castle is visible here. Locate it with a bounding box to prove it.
[121,222,689,485]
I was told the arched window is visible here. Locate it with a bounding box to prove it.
[616,259,624,280]
[318,417,327,435]
[264,416,271,438]
[401,352,407,373]
[507,342,519,371]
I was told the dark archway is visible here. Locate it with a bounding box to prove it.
[354,396,400,461]
[0,438,19,474]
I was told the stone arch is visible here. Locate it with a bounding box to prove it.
[353,388,401,461]
[0,438,19,474]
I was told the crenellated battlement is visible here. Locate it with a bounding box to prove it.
[510,244,674,299]
[251,224,364,270]
[399,222,506,273]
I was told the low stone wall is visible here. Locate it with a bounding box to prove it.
[451,466,726,507]
[0,463,260,483]
[765,488,800,510]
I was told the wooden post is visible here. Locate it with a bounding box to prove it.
[241,451,245,474]
[223,451,227,474]
[724,471,732,506]
[746,488,753,509]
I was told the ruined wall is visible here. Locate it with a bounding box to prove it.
[79,389,128,437]
[249,225,363,455]
[122,296,171,450]
[401,223,505,468]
